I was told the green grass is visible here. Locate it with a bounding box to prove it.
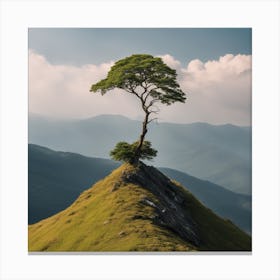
[29,163,251,252]
[29,164,195,251]
[171,181,251,251]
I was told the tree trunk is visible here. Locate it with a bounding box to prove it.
[133,111,149,164]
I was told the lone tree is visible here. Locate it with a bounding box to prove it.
[90,54,186,164]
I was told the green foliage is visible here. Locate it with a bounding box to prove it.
[90,54,186,105]
[110,141,157,163]
[90,54,186,163]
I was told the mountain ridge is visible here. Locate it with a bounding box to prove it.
[29,112,251,128]
[28,162,251,252]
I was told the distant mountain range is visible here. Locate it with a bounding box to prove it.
[29,114,251,194]
[28,144,251,233]
[29,159,251,252]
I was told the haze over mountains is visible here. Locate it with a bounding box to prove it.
[29,144,251,233]
[29,114,251,195]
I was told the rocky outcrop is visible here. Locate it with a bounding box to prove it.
[121,162,200,246]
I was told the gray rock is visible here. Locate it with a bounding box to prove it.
[122,162,200,246]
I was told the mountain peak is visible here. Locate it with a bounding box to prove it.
[29,163,251,252]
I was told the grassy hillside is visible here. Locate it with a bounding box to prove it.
[28,144,251,234]
[29,163,251,252]
[29,114,251,194]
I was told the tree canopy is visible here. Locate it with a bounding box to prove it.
[90,54,186,105]
[90,54,186,164]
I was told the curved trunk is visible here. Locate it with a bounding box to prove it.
[133,111,149,163]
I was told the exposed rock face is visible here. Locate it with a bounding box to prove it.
[121,162,200,246]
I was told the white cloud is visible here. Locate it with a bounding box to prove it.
[177,53,252,125]
[155,53,251,125]
[29,50,141,119]
[159,54,181,71]
[29,51,252,125]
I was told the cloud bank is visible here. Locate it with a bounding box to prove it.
[29,51,251,125]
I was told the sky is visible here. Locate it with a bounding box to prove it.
[29,28,252,125]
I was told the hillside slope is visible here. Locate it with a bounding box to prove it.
[29,163,251,252]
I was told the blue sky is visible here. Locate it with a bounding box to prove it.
[29,28,252,125]
[29,28,251,66]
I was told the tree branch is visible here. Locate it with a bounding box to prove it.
[140,87,148,99]
[147,98,160,109]
[147,117,158,124]
[148,106,160,114]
